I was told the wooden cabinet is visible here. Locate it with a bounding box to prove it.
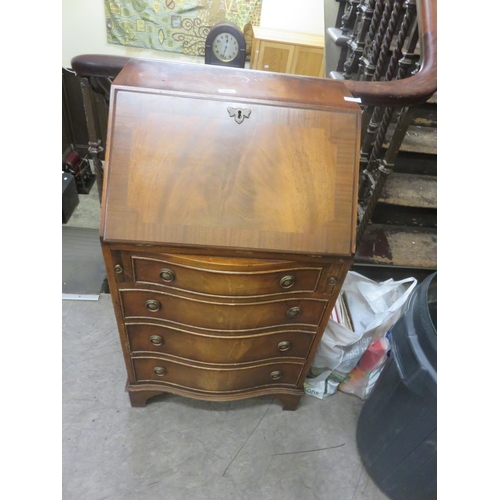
[101,59,360,410]
[250,26,325,77]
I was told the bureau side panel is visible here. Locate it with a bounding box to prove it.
[101,242,137,384]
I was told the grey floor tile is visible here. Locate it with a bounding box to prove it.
[62,300,73,325]
[64,182,101,229]
[62,297,389,500]
[220,394,367,500]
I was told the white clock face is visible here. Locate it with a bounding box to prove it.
[212,33,239,62]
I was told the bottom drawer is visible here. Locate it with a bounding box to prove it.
[132,357,303,392]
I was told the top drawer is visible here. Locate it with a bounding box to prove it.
[127,254,324,297]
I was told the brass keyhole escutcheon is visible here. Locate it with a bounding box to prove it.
[280,275,295,289]
[277,341,291,352]
[145,299,160,312]
[227,107,251,124]
[270,370,282,380]
[114,264,123,274]
[286,306,301,319]
[149,335,164,346]
[159,268,175,282]
[153,366,166,376]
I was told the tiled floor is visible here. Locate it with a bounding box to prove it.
[62,294,389,500]
[62,182,389,499]
[64,180,101,230]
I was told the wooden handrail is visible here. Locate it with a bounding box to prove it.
[71,54,130,79]
[71,0,436,107]
[344,0,437,106]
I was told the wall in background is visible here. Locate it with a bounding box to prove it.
[260,0,324,34]
[62,0,197,68]
[62,0,324,68]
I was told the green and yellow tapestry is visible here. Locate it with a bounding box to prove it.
[104,0,262,56]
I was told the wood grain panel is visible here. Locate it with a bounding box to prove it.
[256,41,294,73]
[120,289,328,331]
[132,356,303,392]
[126,323,315,363]
[291,46,325,77]
[102,91,359,255]
[129,254,323,296]
[111,59,352,111]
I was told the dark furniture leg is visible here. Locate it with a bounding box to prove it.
[275,394,301,411]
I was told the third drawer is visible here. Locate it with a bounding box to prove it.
[126,322,316,363]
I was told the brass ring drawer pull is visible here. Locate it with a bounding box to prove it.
[153,366,166,376]
[159,268,176,282]
[270,370,282,380]
[149,335,164,346]
[114,264,123,274]
[145,299,161,312]
[277,341,291,352]
[286,306,301,319]
[279,275,295,289]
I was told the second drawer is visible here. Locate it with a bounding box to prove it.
[127,323,315,363]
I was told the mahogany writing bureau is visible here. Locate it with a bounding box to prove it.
[101,59,360,410]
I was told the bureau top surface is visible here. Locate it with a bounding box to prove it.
[102,59,360,256]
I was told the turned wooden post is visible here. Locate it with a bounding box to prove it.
[79,76,105,203]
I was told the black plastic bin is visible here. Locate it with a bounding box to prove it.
[62,172,80,223]
[356,272,437,500]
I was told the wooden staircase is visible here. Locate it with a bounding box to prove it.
[324,0,437,282]
[354,93,437,281]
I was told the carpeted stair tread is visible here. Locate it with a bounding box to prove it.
[384,123,437,155]
[355,224,437,270]
[379,173,437,209]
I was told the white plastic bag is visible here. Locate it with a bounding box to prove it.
[304,271,417,399]
[338,332,391,399]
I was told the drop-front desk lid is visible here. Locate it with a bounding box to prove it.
[101,59,360,256]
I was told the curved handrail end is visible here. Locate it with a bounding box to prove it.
[71,54,130,79]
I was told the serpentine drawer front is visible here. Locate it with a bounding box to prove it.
[120,289,329,331]
[132,357,304,393]
[101,59,360,410]
[126,323,316,364]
